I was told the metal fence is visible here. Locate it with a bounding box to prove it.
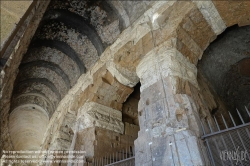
[89,107,250,166]
[201,106,250,166]
[92,146,135,166]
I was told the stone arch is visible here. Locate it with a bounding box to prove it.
[4,0,130,154]
[198,25,250,126]
[90,1,250,165]
[39,1,250,164]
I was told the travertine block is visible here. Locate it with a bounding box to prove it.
[124,122,139,136]
[213,1,250,27]
[137,44,198,91]
[78,102,124,134]
[194,1,226,35]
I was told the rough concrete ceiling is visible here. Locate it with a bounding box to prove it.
[11,0,123,117]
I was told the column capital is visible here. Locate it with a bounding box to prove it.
[77,102,124,134]
[137,42,198,91]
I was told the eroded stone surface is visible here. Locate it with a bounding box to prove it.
[213,1,250,27]
[0,0,50,153]
[135,32,219,165]
[22,47,80,86]
[0,1,32,47]
[78,102,124,134]
[35,21,99,70]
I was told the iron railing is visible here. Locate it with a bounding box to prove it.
[92,146,135,166]
[201,106,250,166]
[88,107,250,166]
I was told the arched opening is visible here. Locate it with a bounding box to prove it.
[198,25,250,125]
[82,82,141,165]
[7,0,127,154]
[197,25,250,165]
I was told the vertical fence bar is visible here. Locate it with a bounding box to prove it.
[207,119,213,133]
[220,114,234,166]
[213,116,220,131]
[200,119,206,135]
[204,139,216,166]
[206,117,224,166]
[221,114,228,129]
[126,146,127,158]
[245,106,250,118]
[235,129,250,160]
[236,109,245,124]
[228,112,236,126]
[201,118,216,166]
[214,136,226,166]
[119,150,121,161]
[227,112,244,165]
[202,107,250,166]
[228,130,242,165]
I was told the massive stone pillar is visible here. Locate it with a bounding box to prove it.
[135,44,210,165]
[70,67,135,163]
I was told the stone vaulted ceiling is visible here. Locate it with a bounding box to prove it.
[3,0,154,151]
[11,0,123,117]
[9,0,154,119]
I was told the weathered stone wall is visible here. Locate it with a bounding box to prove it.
[0,1,32,47]
[75,126,138,162]
[1,1,155,155]
[0,0,51,154]
[135,43,211,165]
[197,73,233,129]
[40,1,249,165]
